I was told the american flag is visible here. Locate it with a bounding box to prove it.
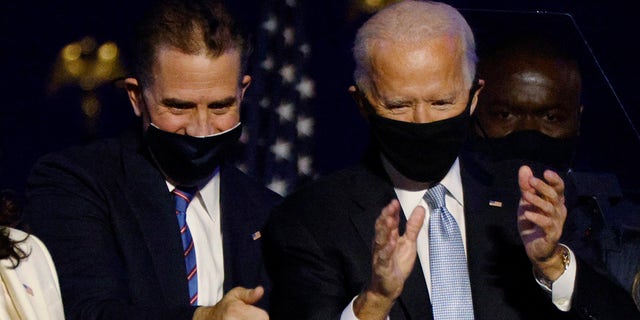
[238,0,316,196]
[23,283,34,296]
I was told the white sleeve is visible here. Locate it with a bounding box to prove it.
[340,296,391,320]
[534,244,576,311]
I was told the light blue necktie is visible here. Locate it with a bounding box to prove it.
[173,187,198,306]
[424,184,474,319]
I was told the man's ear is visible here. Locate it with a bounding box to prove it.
[348,85,372,118]
[123,77,144,117]
[240,75,251,100]
[469,79,485,115]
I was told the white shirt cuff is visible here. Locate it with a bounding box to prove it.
[534,244,576,311]
[340,296,360,320]
[340,295,391,320]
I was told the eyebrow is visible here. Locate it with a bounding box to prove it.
[161,98,197,109]
[160,96,238,109]
[382,93,458,107]
[382,97,412,107]
[208,96,237,108]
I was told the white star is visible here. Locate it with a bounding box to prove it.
[296,76,315,99]
[260,97,271,108]
[298,156,313,176]
[283,27,295,46]
[299,43,311,58]
[297,115,314,137]
[267,178,288,196]
[262,15,278,34]
[280,64,296,83]
[261,55,274,71]
[270,139,292,161]
[277,102,295,122]
[240,126,250,144]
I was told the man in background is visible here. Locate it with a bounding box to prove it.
[466,30,640,310]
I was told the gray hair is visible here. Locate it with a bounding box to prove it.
[353,0,476,93]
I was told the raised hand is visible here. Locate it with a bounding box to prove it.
[517,165,568,281]
[354,199,425,319]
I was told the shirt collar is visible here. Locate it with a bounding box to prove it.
[382,155,464,207]
[165,167,220,216]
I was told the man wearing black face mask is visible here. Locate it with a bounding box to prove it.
[465,31,640,311]
[263,1,638,319]
[466,30,583,176]
[22,1,281,319]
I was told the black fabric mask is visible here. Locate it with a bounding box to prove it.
[144,123,242,187]
[468,127,577,172]
[368,107,471,183]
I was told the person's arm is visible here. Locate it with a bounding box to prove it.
[517,165,640,318]
[532,244,575,311]
[351,200,424,319]
[517,165,574,309]
[517,166,567,281]
[23,153,194,320]
[263,205,350,319]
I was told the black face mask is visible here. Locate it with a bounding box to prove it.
[144,123,242,187]
[369,109,470,183]
[468,126,577,172]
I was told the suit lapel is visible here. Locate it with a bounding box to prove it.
[461,158,524,319]
[348,154,398,250]
[348,159,432,319]
[219,165,263,292]
[121,137,190,306]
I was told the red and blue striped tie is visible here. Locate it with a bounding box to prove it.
[173,187,198,306]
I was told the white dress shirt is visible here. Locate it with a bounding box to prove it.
[341,157,576,319]
[167,168,224,306]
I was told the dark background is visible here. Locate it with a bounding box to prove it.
[2,1,639,198]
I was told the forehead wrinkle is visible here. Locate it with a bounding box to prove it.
[370,38,465,101]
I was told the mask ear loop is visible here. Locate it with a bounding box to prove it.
[467,75,490,139]
[472,114,490,140]
[352,85,378,118]
[466,75,505,161]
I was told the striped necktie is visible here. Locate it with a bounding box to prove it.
[424,183,474,319]
[173,187,198,306]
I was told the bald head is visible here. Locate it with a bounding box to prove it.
[475,35,582,139]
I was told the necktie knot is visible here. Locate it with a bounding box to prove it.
[173,187,196,213]
[173,187,196,202]
[423,184,447,210]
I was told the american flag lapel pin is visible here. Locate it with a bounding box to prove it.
[252,231,262,240]
[489,200,503,208]
[23,283,34,296]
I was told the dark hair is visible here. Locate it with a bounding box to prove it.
[0,189,22,227]
[0,191,28,269]
[132,0,250,87]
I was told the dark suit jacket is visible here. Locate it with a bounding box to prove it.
[263,151,639,319]
[23,129,281,320]
[554,170,640,297]
[464,145,640,299]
